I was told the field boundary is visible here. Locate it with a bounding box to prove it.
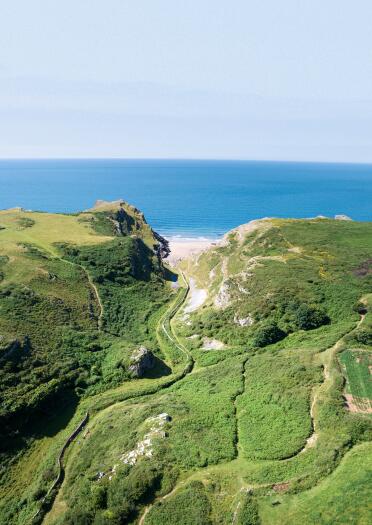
[30,413,89,522]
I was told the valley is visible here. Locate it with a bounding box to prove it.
[0,203,371,525]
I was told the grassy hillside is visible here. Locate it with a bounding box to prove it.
[259,441,372,525]
[0,202,174,459]
[179,218,372,349]
[0,213,371,525]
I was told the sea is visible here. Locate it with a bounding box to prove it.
[1,159,372,239]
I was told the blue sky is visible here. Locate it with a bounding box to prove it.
[1,0,372,161]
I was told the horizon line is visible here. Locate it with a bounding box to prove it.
[1,157,372,167]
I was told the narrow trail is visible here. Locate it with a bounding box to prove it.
[42,246,104,330]
[31,413,89,522]
[300,310,365,455]
[229,357,249,525]
[138,307,367,525]
[138,333,249,525]
[62,257,104,330]
[357,313,366,329]
[233,357,249,459]
[138,481,187,525]
[160,271,193,369]
[41,269,193,525]
[84,270,104,329]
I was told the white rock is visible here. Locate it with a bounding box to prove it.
[119,413,171,467]
[234,314,254,327]
[202,338,225,350]
[335,214,352,221]
[214,282,230,308]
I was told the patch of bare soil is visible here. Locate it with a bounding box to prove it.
[272,482,289,493]
[303,432,318,449]
[202,338,225,350]
[353,259,372,277]
[344,394,372,413]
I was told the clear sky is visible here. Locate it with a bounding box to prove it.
[1,0,372,161]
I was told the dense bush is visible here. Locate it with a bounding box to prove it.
[64,461,164,524]
[355,328,372,346]
[16,217,35,229]
[237,495,260,525]
[353,301,368,315]
[146,481,212,525]
[61,238,171,341]
[294,303,330,331]
[252,322,286,347]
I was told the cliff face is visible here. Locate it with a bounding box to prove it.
[153,230,170,259]
[87,199,170,260]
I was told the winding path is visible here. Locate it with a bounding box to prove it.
[31,413,89,521]
[138,308,367,524]
[39,253,367,525]
[160,271,193,367]
[41,246,104,330]
[40,270,193,524]
[60,256,104,329]
[300,310,366,454]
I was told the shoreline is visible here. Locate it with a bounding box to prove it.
[165,236,218,265]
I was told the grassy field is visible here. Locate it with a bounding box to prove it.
[339,350,372,412]
[340,350,372,398]
[236,348,322,460]
[259,442,372,525]
[1,211,371,525]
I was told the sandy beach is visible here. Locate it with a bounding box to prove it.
[166,238,216,265]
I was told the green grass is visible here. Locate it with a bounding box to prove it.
[146,481,213,525]
[59,237,172,343]
[36,354,244,524]
[340,350,372,400]
[0,204,178,525]
[259,442,372,525]
[236,349,323,460]
[1,213,372,525]
[339,350,372,413]
[182,219,372,353]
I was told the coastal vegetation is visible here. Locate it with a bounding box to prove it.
[0,204,371,524]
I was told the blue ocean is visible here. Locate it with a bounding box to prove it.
[1,159,372,238]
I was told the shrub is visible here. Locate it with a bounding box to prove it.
[353,301,368,315]
[294,303,329,331]
[64,509,93,525]
[16,217,35,229]
[252,322,286,347]
[237,495,260,525]
[146,481,212,525]
[355,328,372,346]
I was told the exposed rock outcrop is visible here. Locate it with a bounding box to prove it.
[335,214,352,221]
[128,346,155,378]
[234,314,254,327]
[202,338,225,350]
[153,230,170,259]
[121,412,171,466]
[110,203,144,235]
[89,199,170,260]
[214,282,231,309]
